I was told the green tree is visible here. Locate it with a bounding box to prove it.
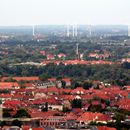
[0,121,6,127]
[3,111,11,118]
[122,62,130,69]
[113,112,126,130]
[61,80,66,88]
[12,119,22,127]
[39,73,51,81]
[41,102,48,112]
[83,81,93,90]
[72,99,82,108]
[88,104,102,112]
[13,109,31,118]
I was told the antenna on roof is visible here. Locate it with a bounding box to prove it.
[76,43,80,60]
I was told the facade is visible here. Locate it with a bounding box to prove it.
[40,116,66,128]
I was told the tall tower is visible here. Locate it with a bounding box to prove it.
[75,24,78,37]
[67,25,70,37]
[128,25,130,37]
[72,25,75,37]
[76,43,80,60]
[32,25,35,36]
[89,25,92,37]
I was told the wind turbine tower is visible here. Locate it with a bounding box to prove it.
[128,25,130,37]
[72,25,75,37]
[89,25,92,37]
[67,25,70,37]
[75,24,78,37]
[32,25,35,36]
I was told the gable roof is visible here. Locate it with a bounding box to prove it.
[0,82,19,89]
[97,126,116,130]
[77,112,111,123]
[1,77,39,82]
[71,87,86,94]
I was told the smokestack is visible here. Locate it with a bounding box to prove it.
[75,24,78,37]
[32,25,35,36]
[67,25,70,37]
[128,25,130,37]
[72,25,75,37]
[89,25,92,37]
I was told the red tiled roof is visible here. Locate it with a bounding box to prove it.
[61,89,71,94]
[125,86,130,90]
[30,109,62,118]
[3,100,26,107]
[97,126,116,130]
[40,50,46,55]
[91,100,100,105]
[57,53,66,58]
[41,59,118,65]
[47,54,55,60]
[117,98,130,110]
[62,78,71,82]
[13,77,39,81]
[66,112,77,120]
[77,112,111,123]
[24,83,35,89]
[63,95,75,100]
[48,78,57,82]
[0,82,19,89]
[21,125,31,130]
[36,87,60,94]
[1,77,39,81]
[0,94,11,98]
[11,94,24,99]
[47,87,60,93]
[32,128,44,130]
[71,87,86,94]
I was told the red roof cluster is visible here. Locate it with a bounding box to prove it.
[41,60,117,66]
[77,112,111,123]
[97,126,116,130]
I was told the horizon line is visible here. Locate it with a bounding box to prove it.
[0,24,129,27]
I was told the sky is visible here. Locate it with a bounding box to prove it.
[0,0,130,26]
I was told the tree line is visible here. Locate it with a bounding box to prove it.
[0,62,130,86]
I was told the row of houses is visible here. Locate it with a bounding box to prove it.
[41,60,116,66]
[0,76,129,129]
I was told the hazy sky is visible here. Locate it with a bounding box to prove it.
[0,0,130,26]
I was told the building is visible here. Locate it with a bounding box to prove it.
[40,116,66,128]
